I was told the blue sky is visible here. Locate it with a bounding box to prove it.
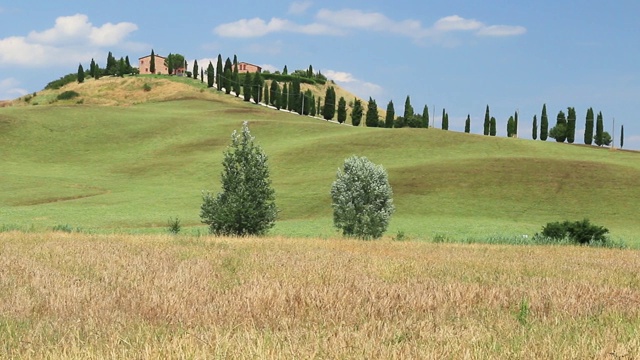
[1,0,639,149]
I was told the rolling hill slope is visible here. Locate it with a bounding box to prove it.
[1,76,639,243]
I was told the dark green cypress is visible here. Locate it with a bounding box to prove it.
[365,97,379,127]
[351,99,363,126]
[532,115,538,140]
[584,107,594,145]
[552,110,567,142]
[282,83,289,110]
[514,111,519,137]
[484,105,490,135]
[566,107,576,143]
[507,116,515,137]
[490,117,497,136]
[441,109,448,130]
[216,54,223,91]
[464,115,470,133]
[322,86,335,120]
[385,100,395,128]
[252,71,262,103]
[422,105,429,128]
[207,62,214,88]
[192,60,199,80]
[337,97,347,124]
[149,50,155,74]
[595,111,604,146]
[77,64,84,83]
[620,125,624,148]
[403,96,413,121]
[540,104,549,141]
[243,72,252,102]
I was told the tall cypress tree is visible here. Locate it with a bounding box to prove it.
[337,97,347,124]
[620,125,624,148]
[263,85,270,106]
[232,58,240,97]
[540,104,549,141]
[595,111,604,146]
[193,60,199,80]
[243,72,252,102]
[365,97,379,127]
[514,111,519,137]
[532,115,538,140]
[216,54,223,91]
[125,56,132,74]
[252,71,263,103]
[464,114,470,133]
[484,105,490,135]
[351,99,363,126]
[274,83,282,110]
[403,96,413,122]
[281,83,289,110]
[117,57,125,77]
[224,68,232,95]
[322,86,336,120]
[207,62,214,88]
[89,58,96,78]
[166,53,174,75]
[77,64,85,83]
[566,107,576,143]
[490,117,497,136]
[291,78,301,113]
[269,81,278,106]
[385,100,395,128]
[507,116,515,137]
[441,109,448,130]
[149,50,156,74]
[422,105,429,128]
[584,107,594,145]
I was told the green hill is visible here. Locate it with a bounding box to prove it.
[1,76,639,244]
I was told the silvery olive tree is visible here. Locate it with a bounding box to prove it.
[331,156,395,239]
[200,122,277,236]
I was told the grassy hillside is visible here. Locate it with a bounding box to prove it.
[1,77,639,243]
[1,232,638,358]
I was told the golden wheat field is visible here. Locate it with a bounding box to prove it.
[0,232,638,359]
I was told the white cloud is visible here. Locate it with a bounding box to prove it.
[324,69,383,99]
[260,64,278,73]
[213,17,341,38]
[214,9,525,43]
[0,78,28,100]
[289,1,313,15]
[476,25,527,37]
[0,14,138,67]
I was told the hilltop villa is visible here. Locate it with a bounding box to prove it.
[138,54,168,75]
[237,62,262,73]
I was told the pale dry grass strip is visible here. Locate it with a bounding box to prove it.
[0,232,638,359]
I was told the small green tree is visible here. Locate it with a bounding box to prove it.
[77,64,85,83]
[540,104,549,141]
[464,114,470,133]
[507,116,515,137]
[365,97,379,127]
[200,122,277,236]
[403,96,413,122]
[331,156,395,240]
[385,100,395,128]
[532,115,538,140]
[549,110,567,142]
[620,125,624,148]
[337,96,347,124]
[251,71,262,102]
[89,58,96,78]
[351,99,363,126]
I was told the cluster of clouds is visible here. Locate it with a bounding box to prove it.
[214,7,526,41]
[0,14,140,68]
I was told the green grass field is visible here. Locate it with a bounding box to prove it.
[2,78,640,244]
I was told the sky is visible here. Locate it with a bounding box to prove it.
[1,0,639,149]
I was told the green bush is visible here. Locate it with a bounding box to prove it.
[52,224,74,233]
[45,73,78,90]
[331,156,395,239]
[167,217,181,234]
[538,218,609,245]
[57,90,80,100]
[200,122,277,236]
[143,83,152,92]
